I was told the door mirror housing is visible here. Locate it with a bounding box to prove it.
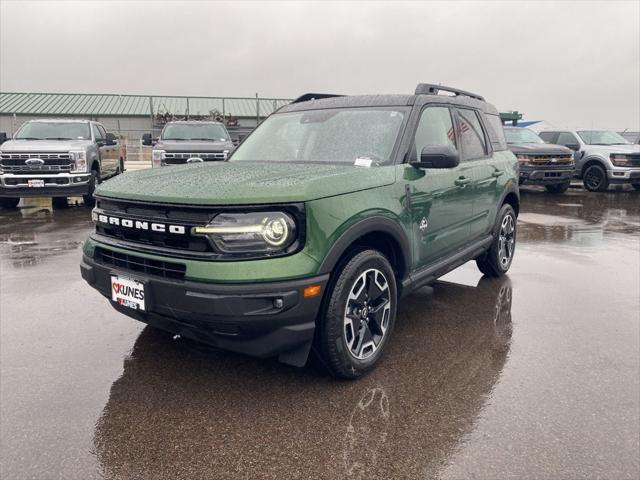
[411,145,460,169]
[565,143,580,151]
[105,133,117,146]
[141,133,153,146]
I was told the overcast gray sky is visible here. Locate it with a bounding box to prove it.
[1,0,638,129]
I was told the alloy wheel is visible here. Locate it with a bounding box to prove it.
[498,214,515,268]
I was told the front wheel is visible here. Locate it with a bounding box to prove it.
[52,197,68,208]
[583,164,609,192]
[545,182,570,194]
[0,197,20,209]
[317,250,397,379]
[83,169,99,207]
[476,204,517,277]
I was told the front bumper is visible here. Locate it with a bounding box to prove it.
[0,173,91,197]
[80,252,329,366]
[519,165,574,185]
[607,168,640,184]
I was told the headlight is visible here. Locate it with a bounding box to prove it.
[610,153,629,167]
[193,211,297,255]
[152,149,165,168]
[70,150,87,172]
[516,154,530,164]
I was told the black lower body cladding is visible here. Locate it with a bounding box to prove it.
[80,254,329,366]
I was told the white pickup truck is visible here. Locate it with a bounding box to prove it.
[0,119,125,208]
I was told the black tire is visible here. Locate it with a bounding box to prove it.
[118,158,125,174]
[52,197,68,208]
[317,249,397,379]
[583,164,609,192]
[476,204,517,277]
[83,169,99,208]
[545,182,570,194]
[632,183,640,191]
[0,197,20,209]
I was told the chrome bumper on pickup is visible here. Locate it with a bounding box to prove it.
[0,173,92,197]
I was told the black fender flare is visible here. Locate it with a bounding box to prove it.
[498,180,520,216]
[580,156,608,177]
[318,215,412,277]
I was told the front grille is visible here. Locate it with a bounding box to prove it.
[95,247,186,280]
[164,151,226,164]
[625,154,640,167]
[528,154,573,165]
[1,152,72,173]
[94,199,214,254]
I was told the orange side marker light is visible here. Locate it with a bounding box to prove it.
[303,284,322,298]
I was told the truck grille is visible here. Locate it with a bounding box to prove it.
[528,154,574,165]
[625,154,640,167]
[1,152,72,173]
[94,247,186,280]
[163,151,227,165]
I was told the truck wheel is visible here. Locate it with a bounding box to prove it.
[83,169,99,208]
[118,158,125,174]
[632,183,640,191]
[52,197,68,208]
[0,197,20,209]
[545,182,570,194]
[583,164,609,192]
[476,204,516,277]
[317,249,397,379]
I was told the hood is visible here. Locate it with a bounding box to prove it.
[583,144,640,154]
[508,143,573,155]
[154,139,234,152]
[0,139,92,152]
[96,161,396,205]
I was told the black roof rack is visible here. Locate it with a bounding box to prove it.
[414,83,485,102]
[291,93,344,104]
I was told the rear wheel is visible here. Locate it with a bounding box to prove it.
[118,158,125,174]
[317,249,397,379]
[632,183,640,191]
[83,169,99,207]
[52,197,68,208]
[0,197,20,209]
[545,182,570,194]
[476,204,516,277]
[583,164,609,192]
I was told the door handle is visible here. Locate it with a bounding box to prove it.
[492,170,504,178]
[454,177,471,187]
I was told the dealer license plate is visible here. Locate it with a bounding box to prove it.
[111,275,146,311]
[28,179,45,188]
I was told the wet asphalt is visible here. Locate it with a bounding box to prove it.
[0,187,638,480]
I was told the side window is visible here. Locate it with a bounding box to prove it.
[538,132,557,144]
[92,124,104,142]
[456,109,488,161]
[482,113,508,151]
[97,125,107,140]
[412,106,457,161]
[556,132,579,147]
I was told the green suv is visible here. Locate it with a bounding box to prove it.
[80,84,519,378]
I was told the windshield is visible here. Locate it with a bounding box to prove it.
[231,108,407,165]
[504,128,543,144]
[15,121,91,140]
[162,123,229,141]
[577,130,629,145]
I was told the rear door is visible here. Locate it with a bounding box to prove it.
[407,105,476,269]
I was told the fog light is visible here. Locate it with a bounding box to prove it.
[273,298,284,309]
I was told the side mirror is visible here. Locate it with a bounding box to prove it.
[411,144,460,169]
[0,132,7,145]
[565,143,580,151]
[105,133,117,146]
[141,133,153,146]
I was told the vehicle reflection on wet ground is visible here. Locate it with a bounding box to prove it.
[1,189,638,479]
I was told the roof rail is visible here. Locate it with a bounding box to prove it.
[414,83,485,102]
[291,93,344,104]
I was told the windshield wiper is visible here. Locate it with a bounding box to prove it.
[16,137,40,140]
[44,137,73,140]
[165,138,189,141]
[188,138,216,141]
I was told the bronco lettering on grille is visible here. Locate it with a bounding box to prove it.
[97,214,186,235]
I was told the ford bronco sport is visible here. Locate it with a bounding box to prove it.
[504,127,575,193]
[80,84,519,378]
[142,121,234,167]
[0,119,124,208]
[539,129,640,192]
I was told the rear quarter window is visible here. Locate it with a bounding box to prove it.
[482,113,508,151]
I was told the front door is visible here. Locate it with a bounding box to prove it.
[406,105,476,269]
[93,124,116,175]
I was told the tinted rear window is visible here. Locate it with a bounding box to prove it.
[482,114,508,151]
